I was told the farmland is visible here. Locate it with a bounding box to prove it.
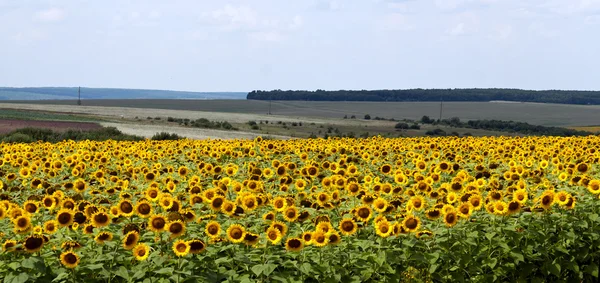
[4,99,600,127]
[1,136,599,282]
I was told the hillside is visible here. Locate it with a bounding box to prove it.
[0,87,246,100]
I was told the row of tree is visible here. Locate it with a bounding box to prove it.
[247,89,600,105]
[422,116,593,136]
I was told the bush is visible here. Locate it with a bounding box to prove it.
[364,114,371,120]
[410,124,421,130]
[2,133,35,143]
[421,115,433,124]
[151,132,184,140]
[395,122,410,129]
[0,127,143,143]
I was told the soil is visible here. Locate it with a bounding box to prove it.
[0,119,102,134]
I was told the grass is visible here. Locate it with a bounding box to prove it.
[0,109,102,122]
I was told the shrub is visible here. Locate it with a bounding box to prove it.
[151,132,184,140]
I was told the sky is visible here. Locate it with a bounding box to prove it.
[0,0,599,92]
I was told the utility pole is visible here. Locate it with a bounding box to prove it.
[439,91,443,121]
[268,94,272,115]
[77,87,82,105]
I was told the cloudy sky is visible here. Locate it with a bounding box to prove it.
[1,0,599,92]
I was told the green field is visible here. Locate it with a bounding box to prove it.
[0,109,102,122]
[5,99,600,127]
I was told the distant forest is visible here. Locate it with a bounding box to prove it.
[247,89,600,105]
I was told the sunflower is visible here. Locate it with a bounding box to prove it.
[271,221,288,235]
[131,243,151,261]
[56,209,75,227]
[425,209,441,220]
[242,195,258,211]
[167,221,186,238]
[375,220,392,238]
[493,201,509,216]
[328,231,341,245]
[13,215,31,232]
[172,240,190,257]
[507,200,521,215]
[339,218,358,236]
[468,194,483,210]
[60,250,80,269]
[205,221,221,238]
[23,200,39,214]
[272,197,287,212]
[42,196,56,210]
[316,221,333,234]
[443,210,458,227]
[122,231,140,250]
[188,239,207,254]
[89,211,109,228]
[416,230,434,239]
[312,231,328,247]
[372,198,388,213]
[354,205,372,222]
[282,206,299,222]
[402,215,421,233]
[457,203,472,218]
[118,199,134,217]
[446,192,458,204]
[539,190,555,210]
[3,240,17,252]
[408,196,425,211]
[226,224,246,244]
[266,226,282,244]
[221,201,237,217]
[135,201,153,218]
[513,189,528,204]
[587,180,600,195]
[23,234,44,253]
[148,215,167,232]
[41,220,57,235]
[210,196,225,211]
[94,231,113,244]
[285,238,304,252]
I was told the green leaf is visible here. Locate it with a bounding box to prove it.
[8,262,20,271]
[585,263,599,277]
[485,232,496,241]
[545,261,561,277]
[300,263,313,275]
[429,263,439,274]
[251,265,265,276]
[511,252,524,264]
[133,270,147,280]
[8,273,30,283]
[483,258,498,269]
[21,256,45,272]
[51,272,70,282]
[154,267,175,275]
[85,264,105,270]
[215,257,232,265]
[262,264,277,277]
[115,266,130,281]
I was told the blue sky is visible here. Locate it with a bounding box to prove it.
[1,0,599,92]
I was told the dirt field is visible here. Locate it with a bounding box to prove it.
[4,99,600,126]
[0,119,102,134]
[99,122,290,140]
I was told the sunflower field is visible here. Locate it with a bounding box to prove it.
[1,136,600,282]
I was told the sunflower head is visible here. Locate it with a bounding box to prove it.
[60,251,80,269]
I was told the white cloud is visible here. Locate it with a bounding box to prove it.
[529,22,559,37]
[208,4,259,31]
[248,31,283,42]
[377,13,415,31]
[488,24,513,40]
[449,22,466,35]
[34,8,65,22]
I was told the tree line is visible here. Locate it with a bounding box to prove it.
[247,89,600,105]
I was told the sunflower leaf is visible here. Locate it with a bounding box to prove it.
[251,264,265,276]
